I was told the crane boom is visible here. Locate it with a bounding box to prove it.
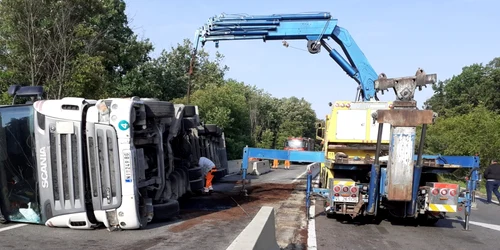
[193,12,380,101]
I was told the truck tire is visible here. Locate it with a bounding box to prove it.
[188,166,203,180]
[205,124,218,134]
[183,105,196,117]
[417,214,439,226]
[175,168,188,196]
[144,101,175,118]
[183,117,198,130]
[197,126,207,135]
[152,200,180,221]
[213,168,226,180]
[169,172,180,200]
[190,178,204,191]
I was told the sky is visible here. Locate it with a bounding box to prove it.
[123,0,500,119]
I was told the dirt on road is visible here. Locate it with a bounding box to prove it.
[168,182,309,249]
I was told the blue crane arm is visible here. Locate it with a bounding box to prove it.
[193,12,379,101]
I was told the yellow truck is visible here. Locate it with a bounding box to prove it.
[316,100,392,192]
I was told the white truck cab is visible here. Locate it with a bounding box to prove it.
[0,90,226,231]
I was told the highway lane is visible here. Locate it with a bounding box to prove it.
[0,163,313,250]
[312,191,500,250]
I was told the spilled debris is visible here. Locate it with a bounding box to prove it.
[165,182,309,249]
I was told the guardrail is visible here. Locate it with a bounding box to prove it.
[227,159,271,176]
[227,159,243,174]
[226,206,280,250]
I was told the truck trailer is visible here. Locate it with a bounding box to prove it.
[0,85,228,230]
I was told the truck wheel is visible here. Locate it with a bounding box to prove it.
[188,167,203,180]
[417,214,439,226]
[183,105,196,117]
[213,168,227,180]
[169,172,181,200]
[190,178,204,191]
[144,101,175,118]
[175,168,188,196]
[152,200,180,222]
[205,124,218,134]
[197,126,207,135]
[216,127,222,136]
[183,117,198,130]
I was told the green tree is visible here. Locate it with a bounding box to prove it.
[275,97,317,148]
[423,105,500,174]
[424,57,500,117]
[173,79,251,159]
[0,0,153,101]
[115,39,228,101]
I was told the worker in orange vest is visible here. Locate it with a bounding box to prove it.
[199,157,217,193]
[284,160,291,169]
[273,159,279,168]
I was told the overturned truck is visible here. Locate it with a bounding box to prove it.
[0,85,227,230]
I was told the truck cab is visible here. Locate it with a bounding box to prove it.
[317,100,392,188]
[0,86,228,230]
[316,100,393,216]
[316,100,465,224]
[284,137,315,164]
[284,137,315,151]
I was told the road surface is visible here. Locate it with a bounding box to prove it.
[0,163,312,250]
[312,187,500,250]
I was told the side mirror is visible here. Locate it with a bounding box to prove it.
[315,121,324,129]
[8,85,44,105]
[316,127,324,139]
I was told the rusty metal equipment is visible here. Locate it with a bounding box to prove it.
[372,69,437,201]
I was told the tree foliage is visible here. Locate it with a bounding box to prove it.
[424,58,500,117]
[0,0,153,100]
[422,57,500,174]
[0,1,318,160]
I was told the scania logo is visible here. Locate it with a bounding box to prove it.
[39,146,49,188]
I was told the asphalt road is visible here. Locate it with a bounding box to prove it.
[313,189,500,250]
[0,164,312,250]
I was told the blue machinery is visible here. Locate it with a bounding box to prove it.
[193,12,481,230]
[240,147,480,230]
[193,12,414,101]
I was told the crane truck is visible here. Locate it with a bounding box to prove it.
[194,11,480,229]
[0,85,228,230]
[284,137,315,164]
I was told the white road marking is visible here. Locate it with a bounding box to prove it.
[0,224,28,233]
[307,175,320,250]
[307,201,317,250]
[293,170,307,183]
[468,221,500,232]
[475,195,499,204]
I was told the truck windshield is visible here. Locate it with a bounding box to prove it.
[0,105,41,224]
[285,139,304,149]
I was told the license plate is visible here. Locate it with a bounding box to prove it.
[333,196,358,203]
